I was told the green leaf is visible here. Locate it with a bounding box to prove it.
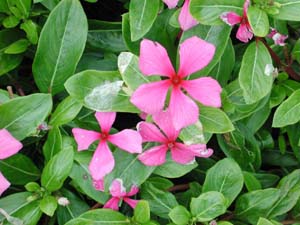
[235,188,281,224]
[10,0,32,18]
[41,147,74,192]
[0,29,24,51]
[272,89,300,127]
[239,41,273,104]
[189,0,244,25]
[39,195,58,217]
[129,0,160,41]
[190,191,227,222]
[2,15,20,28]
[203,158,244,207]
[43,126,63,161]
[169,205,191,225]
[141,182,178,218]
[199,106,235,133]
[20,20,39,44]
[0,52,23,76]
[49,96,82,126]
[247,6,269,37]
[270,84,286,108]
[134,200,150,223]
[0,93,52,140]
[65,70,138,113]
[4,39,30,54]
[243,171,262,191]
[65,209,130,225]
[274,0,300,21]
[0,154,40,185]
[33,0,88,94]
[292,39,300,63]
[257,218,278,225]
[25,182,40,192]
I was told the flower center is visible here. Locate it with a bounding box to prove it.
[100,132,109,141]
[171,75,182,87]
[167,141,176,149]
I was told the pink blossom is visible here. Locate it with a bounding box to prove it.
[72,112,142,181]
[163,0,198,31]
[0,129,23,195]
[103,179,139,211]
[268,28,288,46]
[220,0,253,43]
[130,36,222,130]
[138,111,213,166]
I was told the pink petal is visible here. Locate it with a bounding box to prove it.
[152,111,179,141]
[130,80,170,114]
[220,12,242,26]
[163,0,179,9]
[176,142,213,158]
[139,39,175,77]
[178,0,198,31]
[109,179,127,197]
[103,197,120,211]
[95,112,116,133]
[124,198,139,209]
[108,129,142,154]
[138,145,168,166]
[127,185,139,196]
[137,122,166,143]
[0,129,22,159]
[93,179,104,191]
[243,0,250,15]
[168,88,199,130]
[272,33,288,46]
[89,142,115,181]
[0,172,10,196]
[178,36,216,77]
[182,77,222,108]
[72,128,100,151]
[171,143,197,164]
[236,23,253,43]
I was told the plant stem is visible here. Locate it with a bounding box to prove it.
[168,183,190,192]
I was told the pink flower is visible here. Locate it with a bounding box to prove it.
[268,28,288,46]
[72,112,142,181]
[130,36,222,130]
[138,111,213,166]
[220,0,253,43]
[163,0,198,31]
[0,129,23,195]
[103,179,139,211]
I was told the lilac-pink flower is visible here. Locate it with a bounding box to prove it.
[268,28,288,46]
[130,36,222,130]
[137,111,213,166]
[72,112,142,182]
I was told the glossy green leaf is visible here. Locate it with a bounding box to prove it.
[129,0,160,41]
[65,70,138,113]
[239,41,273,104]
[134,200,150,223]
[292,39,300,63]
[10,0,32,18]
[274,0,300,21]
[272,89,300,127]
[2,15,20,28]
[33,0,88,94]
[43,126,63,161]
[257,218,278,225]
[39,195,57,217]
[247,6,269,37]
[169,205,191,225]
[190,191,227,222]
[243,171,262,191]
[41,147,74,192]
[20,20,39,44]
[0,52,22,76]
[4,39,30,54]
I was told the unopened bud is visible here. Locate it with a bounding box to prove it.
[58,197,70,206]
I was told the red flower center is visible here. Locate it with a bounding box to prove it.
[100,132,109,141]
[171,75,182,87]
[167,141,176,149]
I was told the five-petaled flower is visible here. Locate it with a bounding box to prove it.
[220,0,253,43]
[268,28,288,46]
[130,36,222,130]
[163,0,198,31]
[103,179,139,211]
[138,111,213,166]
[0,129,23,195]
[72,112,142,182]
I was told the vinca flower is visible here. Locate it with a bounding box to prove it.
[163,0,198,31]
[138,111,213,166]
[72,112,142,182]
[103,179,139,211]
[220,0,253,43]
[268,28,288,46]
[131,36,222,130]
[0,129,23,195]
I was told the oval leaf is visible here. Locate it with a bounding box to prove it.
[247,6,269,37]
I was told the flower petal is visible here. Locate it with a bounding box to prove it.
[93,179,105,191]
[178,0,198,31]
[137,122,166,143]
[127,185,139,196]
[236,23,253,43]
[139,39,175,77]
[0,129,22,159]
[182,77,222,108]
[171,143,197,164]
[89,142,115,181]
[169,88,199,130]
[95,112,116,133]
[178,36,215,77]
[103,197,120,211]
[72,128,100,151]
[152,111,179,141]
[124,198,139,209]
[163,0,179,8]
[109,129,142,153]
[0,172,10,196]
[220,12,242,26]
[130,80,170,114]
[138,145,168,166]
[109,179,127,197]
